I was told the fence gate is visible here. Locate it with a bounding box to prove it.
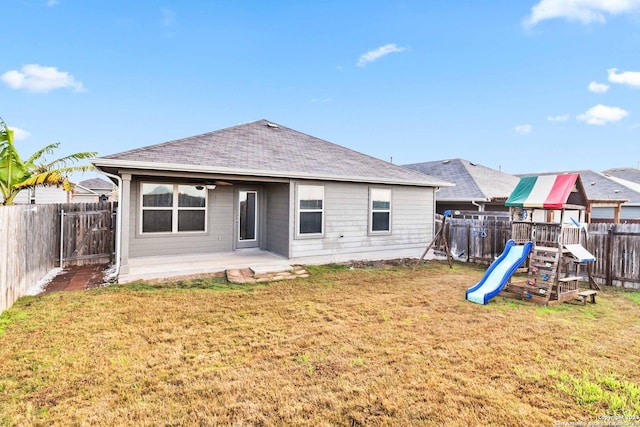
[60,203,115,267]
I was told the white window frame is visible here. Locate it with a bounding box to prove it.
[296,184,324,238]
[369,188,392,235]
[140,182,207,234]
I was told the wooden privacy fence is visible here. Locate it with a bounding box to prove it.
[0,204,59,313]
[437,216,640,289]
[436,213,512,264]
[587,223,640,288]
[0,201,116,313]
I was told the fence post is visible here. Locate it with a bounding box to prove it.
[60,208,65,268]
[606,224,615,287]
[466,220,471,262]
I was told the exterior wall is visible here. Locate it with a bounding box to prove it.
[128,178,234,258]
[592,206,640,221]
[290,181,434,258]
[72,194,99,203]
[72,189,115,203]
[264,182,290,257]
[124,176,437,260]
[12,187,70,204]
[11,191,29,204]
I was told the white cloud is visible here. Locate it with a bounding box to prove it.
[547,113,570,122]
[577,104,629,125]
[357,44,406,67]
[515,124,533,134]
[608,68,640,87]
[161,7,175,27]
[1,64,85,93]
[524,0,640,27]
[588,81,610,93]
[10,127,31,141]
[47,0,58,6]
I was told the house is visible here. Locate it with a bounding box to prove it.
[403,158,520,215]
[601,168,640,221]
[72,177,117,203]
[91,119,452,282]
[603,167,640,184]
[11,186,71,204]
[518,170,635,223]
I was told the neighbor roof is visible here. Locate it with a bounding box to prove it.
[92,119,451,187]
[78,177,114,190]
[602,167,640,185]
[403,158,519,202]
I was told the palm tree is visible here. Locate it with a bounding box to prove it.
[0,117,97,205]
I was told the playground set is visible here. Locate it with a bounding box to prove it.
[466,173,598,306]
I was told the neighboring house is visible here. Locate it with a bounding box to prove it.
[403,158,520,214]
[11,186,71,204]
[91,119,452,280]
[519,170,636,223]
[603,167,640,184]
[72,177,117,203]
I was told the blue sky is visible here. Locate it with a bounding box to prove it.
[2,0,640,178]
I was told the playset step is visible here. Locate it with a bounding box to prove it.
[577,290,597,305]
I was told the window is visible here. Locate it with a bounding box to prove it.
[370,188,391,233]
[297,185,324,236]
[141,183,206,233]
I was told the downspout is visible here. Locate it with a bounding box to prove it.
[97,170,122,278]
[434,187,440,238]
[471,200,483,211]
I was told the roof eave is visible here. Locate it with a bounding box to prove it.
[91,158,453,188]
[435,197,492,203]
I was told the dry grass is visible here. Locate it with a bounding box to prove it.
[1,261,639,426]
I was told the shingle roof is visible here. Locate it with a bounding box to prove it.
[94,119,450,187]
[602,167,640,185]
[403,158,519,202]
[78,177,114,190]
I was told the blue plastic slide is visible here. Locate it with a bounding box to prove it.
[466,240,533,305]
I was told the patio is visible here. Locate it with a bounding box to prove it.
[119,246,429,283]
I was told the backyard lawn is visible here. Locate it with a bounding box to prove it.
[0,260,639,426]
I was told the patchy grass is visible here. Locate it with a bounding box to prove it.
[0,260,639,426]
[617,289,640,305]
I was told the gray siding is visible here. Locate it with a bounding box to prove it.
[593,206,640,220]
[265,183,290,257]
[622,206,640,220]
[12,187,69,204]
[125,177,436,260]
[129,179,234,258]
[290,181,434,258]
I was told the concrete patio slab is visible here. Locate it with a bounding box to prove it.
[119,246,432,283]
[120,248,289,283]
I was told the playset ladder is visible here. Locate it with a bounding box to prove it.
[523,245,559,304]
